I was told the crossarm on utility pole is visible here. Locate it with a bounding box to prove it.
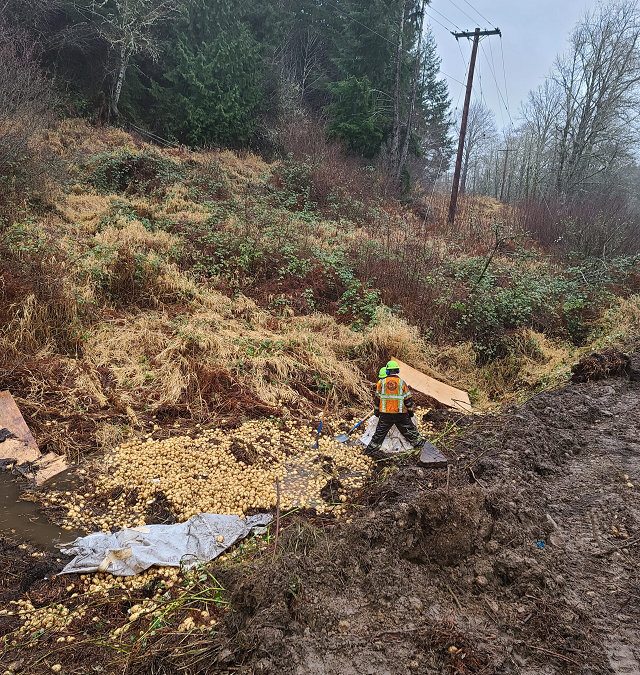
[448,27,501,225]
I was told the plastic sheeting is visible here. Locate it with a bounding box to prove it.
[59,512,272,576]
[358,415,420,453]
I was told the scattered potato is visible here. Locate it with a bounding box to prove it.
[46,414,434,533]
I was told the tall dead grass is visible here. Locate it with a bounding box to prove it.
[3,120,640,461]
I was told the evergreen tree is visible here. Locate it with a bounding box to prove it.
[329,0,408,91]
[412,28,454,181]
[326,76,387,157]
[133,0,262,147]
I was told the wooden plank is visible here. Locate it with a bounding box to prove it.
[0,390,39,461]
[418,442,449,469]
[393,359,471,411]
[0,438,39,465]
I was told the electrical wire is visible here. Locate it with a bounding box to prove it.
[489,37,510,117]
[499,36,511,116]
[486,38,507,127]
[443,0,482,27]
[458,0,494,27]
[480,42,512,127]
[429,5,462,32]
[457,35,468,70]
[427,12,460,33]
[476,49,486,108]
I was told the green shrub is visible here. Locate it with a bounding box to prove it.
[448,252,640,361]
[87,151,183,196]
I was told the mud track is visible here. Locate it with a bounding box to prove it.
[206,360,640,675]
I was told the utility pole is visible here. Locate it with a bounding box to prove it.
[498,147,509,202]
[448,27,501,225]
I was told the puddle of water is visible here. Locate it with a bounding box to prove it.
[0,472,84,548]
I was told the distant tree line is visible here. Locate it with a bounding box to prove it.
[456,1,640,207]
[1,0,454,184]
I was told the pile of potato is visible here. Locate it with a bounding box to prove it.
[2,567,214,647]
[52,418,378,532]
[1,599,85,638]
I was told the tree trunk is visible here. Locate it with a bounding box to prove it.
[110,46,130,120]
[396,0,426,182]
[389,1,406,176]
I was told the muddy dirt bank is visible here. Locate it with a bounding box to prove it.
[2,359,639,674]
[205,361,640,675]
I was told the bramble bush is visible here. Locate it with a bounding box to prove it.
[86,150,183,196]
[176,211,381,330]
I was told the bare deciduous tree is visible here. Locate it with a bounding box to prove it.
[552,0,640,194]
[74,0,181,119]
[0,23,54,185]
[459,100,497,195]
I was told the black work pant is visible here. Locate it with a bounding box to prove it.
[366,412,424,452]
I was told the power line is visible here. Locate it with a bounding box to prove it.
[428,6,462,32]
[427,12,459,33]
[443,0,483,27]
[442,71,466,87]
[485,40,506,128]
[458,0,494,27]
[480,42,512,127]
[456,34,468,69]
[476,49,486,108]
[489,36,510,117]
[499,36,511,116]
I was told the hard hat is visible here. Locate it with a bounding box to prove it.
[378,367,388,378]
[386,360,400,371]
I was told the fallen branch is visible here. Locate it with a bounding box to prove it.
[445,584,462,611]
[526,645,580,666]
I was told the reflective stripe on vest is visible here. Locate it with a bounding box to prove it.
[378,377,409,413]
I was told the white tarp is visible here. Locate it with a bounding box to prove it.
[59,512,272,576]
[358,415,420,453]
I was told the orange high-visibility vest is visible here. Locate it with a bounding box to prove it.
[376,376,411,413]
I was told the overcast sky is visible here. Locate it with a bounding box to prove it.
[428,0,602,128]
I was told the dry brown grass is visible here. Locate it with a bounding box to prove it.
[590,296,640,349]
[81,304,372,416]
[41,119,138,159]
[2,120,638,461]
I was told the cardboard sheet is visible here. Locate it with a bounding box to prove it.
[393,359,471,411]
[0,390,68,484]
[0,391,40,463]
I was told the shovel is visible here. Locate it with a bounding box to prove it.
[334,412,374,443]
[311,388,332,449]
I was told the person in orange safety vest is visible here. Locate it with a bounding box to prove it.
[364,360,425,456]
